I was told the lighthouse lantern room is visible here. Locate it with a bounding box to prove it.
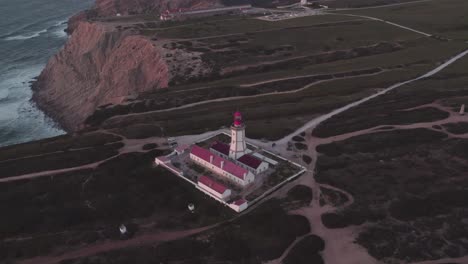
[229,111,247,160]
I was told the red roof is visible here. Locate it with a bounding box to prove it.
[211,141,230,156]
[234,198,247,206]
[233,111,243,127]
[191,145,248,180]
[238,154,263,169]
[198,176,229,194]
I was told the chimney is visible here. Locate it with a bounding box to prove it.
[210,155,214,164]
[243,172,247,179]
[221,160,225,169]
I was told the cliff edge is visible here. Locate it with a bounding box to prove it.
[32,22,169,132]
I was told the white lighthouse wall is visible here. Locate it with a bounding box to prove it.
[230,127,247,159]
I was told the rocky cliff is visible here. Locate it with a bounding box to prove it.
[33,22,169,132]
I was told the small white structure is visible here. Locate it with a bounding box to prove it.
[198,175,232,201]
[300,0,307,5]
[229,112,247,160]
[155,156,170,166]
[460,104,465,115]
[188,203,195,213]
[119,224,127,235]
[229,199,248,212]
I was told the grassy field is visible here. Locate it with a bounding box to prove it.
[86,8,467,141]
[334,0,468,40]
[98,65,435,140]
[0,151,233,262]
[52,200,311,264]
[314,54,468,137]
[146,14,365,39]
[313,52,468,262]
[315,128,468,262]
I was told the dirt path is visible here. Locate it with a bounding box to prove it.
[318,183,355,208]
[411,255,468,264]
[0,132,168,184]
[105,69,387,124]
[19,225,217,264]
[171,18,366,41]
[313,104,468,146]
[333,0,433,11]
[264,49,468,264]
[239,67,384,87]
[335,12,432,37]
[275,49,468,146]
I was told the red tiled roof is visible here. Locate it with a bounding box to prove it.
[234,198,247,206]
[211,141,230,156]
[198,176,229,195]
[191,145,248,180]
[238,154,263,169]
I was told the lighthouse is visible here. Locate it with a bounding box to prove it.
[229,111,247,160]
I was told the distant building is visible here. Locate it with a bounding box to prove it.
[198,175,231,200]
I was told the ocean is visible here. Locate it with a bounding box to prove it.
[0,0,94,147]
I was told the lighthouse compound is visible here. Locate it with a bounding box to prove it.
[154,111,305,212]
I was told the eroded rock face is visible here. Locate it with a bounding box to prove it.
[32,22,169,132]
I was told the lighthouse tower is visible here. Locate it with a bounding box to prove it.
[229,111,247,160]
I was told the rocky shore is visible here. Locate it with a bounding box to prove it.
[32,0,219,132]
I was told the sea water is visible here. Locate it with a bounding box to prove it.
[0,0,94,147]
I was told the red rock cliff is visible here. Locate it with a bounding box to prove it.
[32,22,169,132]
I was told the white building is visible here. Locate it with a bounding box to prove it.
[198,175,231,201]
[190,145,255,186]
[229,111,247,160]
[229,199,248,212]
[211,141,269,174]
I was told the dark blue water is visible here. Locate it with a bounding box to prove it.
[0,0,94,147]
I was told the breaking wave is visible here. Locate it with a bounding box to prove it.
[4,29,49,41]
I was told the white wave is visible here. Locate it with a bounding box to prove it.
[50,24,68,39]
[4,29,48,41]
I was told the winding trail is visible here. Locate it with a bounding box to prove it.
[332,12,432,37]
[275,49,468,146]
[411,255,468,264]
[19,225,218,264]
[104,68,387,123]
[0,134,167,184]
[264,48,468,264]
